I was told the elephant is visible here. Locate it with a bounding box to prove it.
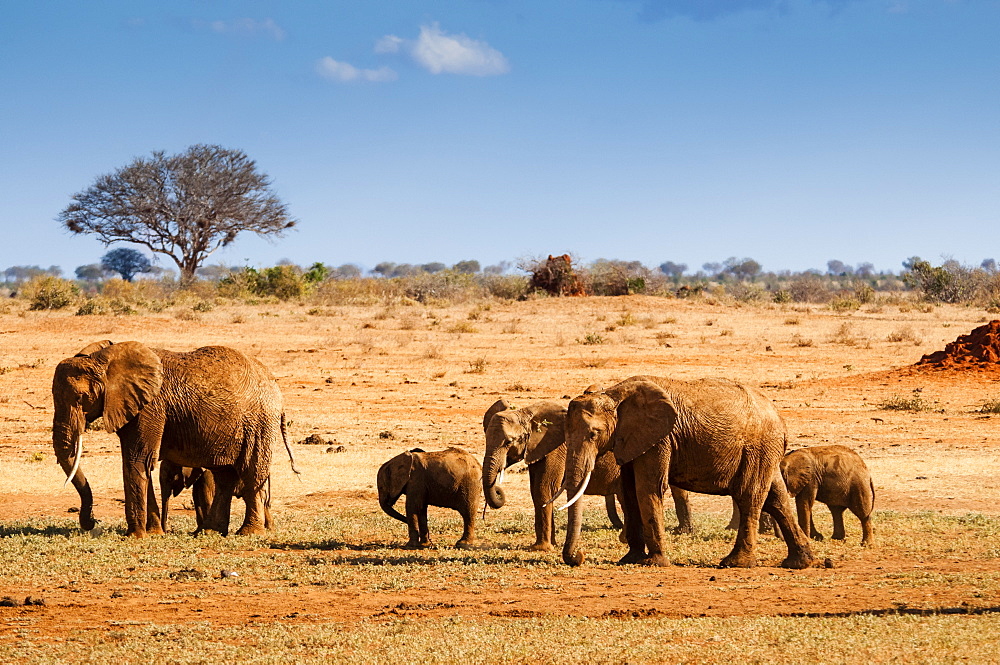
[780,445,875,546]
[158,460,273,533]
[378,447,482,549]
[481,398,693,552]
[559,376,815,569]
[52,340,286,537]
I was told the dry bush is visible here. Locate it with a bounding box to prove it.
[887,326,923,345]
[20,276,79,310]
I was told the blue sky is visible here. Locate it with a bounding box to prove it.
[2,1,998,276]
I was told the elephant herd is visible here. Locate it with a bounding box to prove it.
[50,341,875,570]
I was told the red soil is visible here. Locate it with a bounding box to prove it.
[917,320,1000,368]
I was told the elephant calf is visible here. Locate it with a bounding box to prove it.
[780,445,875,546]
[159,460,273,534]
[378,447,482,549]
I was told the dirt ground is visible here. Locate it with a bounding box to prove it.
[2,295,1000,641]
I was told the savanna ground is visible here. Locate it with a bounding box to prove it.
[2,293,1000,663]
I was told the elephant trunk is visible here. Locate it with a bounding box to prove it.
[52,409,96,530]
[562,497,586,566]
[559,448,596,566]
[482,447,507,510]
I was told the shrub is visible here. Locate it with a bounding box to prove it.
[772,289,792,304]
[879,390,931,412]
[21,276,79,310]
[829,296,861,312]
[577,332,605,345]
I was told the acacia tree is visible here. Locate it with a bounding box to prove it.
[58,144,295,284]
[101,247,152,282]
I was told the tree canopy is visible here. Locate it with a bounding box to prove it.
[101,247,152,282]
[58,144,295,283]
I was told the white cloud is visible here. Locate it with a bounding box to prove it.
[316,57,397,83]
[410,23,509,76]
[375,35,403,54]
[197,18,286,41]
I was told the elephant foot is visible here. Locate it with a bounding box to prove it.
[831,533,846,541]
[454,540,476,550]
[811,532,825,541]
[672,525,694,536]
[562,549,585,567]
[639,554,669,567]
[780,552,816,570]
[403,541,434,550]
[528,542,554,552]
[125,530,147,539]
[618,531,629,545]
[719,552,757,568]
[235,524,266,536]
[146,526,164,536]
[617,549,647,565]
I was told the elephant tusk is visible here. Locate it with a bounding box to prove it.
[542,487,566,508]
[65,434,83,488]
[558,472,591,511]
[496,466,506,486]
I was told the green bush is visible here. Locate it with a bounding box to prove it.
[21,276,79,310]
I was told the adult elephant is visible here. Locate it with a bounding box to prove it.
[52,340,284,537]
[559,376,814,569]
[481,398,693,552]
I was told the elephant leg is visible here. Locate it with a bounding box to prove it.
[403,493,432,548]
[528,464,555,551]
[633,455,668,567]
[854,504,875,546]
[454,497,477,549]
[830,505,847,541]
[763,476,815,570]
[797,489,822,540]
[726,497,740,530]
[605,494,624,531]
[670,485,693,535]
[159,472,172,533]
[235,484,267,536]
[721,488,765,569]
[192,470,214,534]
[203,466,238,536]
[145,473,164,535]
[122,457,150,538]
[616,462,647,565]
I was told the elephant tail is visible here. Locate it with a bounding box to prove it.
[281,412,302,478]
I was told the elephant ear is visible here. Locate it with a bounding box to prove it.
[483,399,512,432]
[385,452,415,500]
[607,379,678,465]
[91,341,163,433]
[523,404,567,465]
[75,340,114,357]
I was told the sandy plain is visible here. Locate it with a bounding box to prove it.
[1,294,1000,660]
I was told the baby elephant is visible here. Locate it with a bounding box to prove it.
[378,447,482,549]
[780,445,875,546]
[159,461,272,534]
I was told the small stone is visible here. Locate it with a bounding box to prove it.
[110,590,124,599]
[24,596,46,606]
[67,507,79,513]
[378,431,394,439]
[220,569,239,579]
[0,596,22,607]
[709,575,716,582]
[824,558,835,569]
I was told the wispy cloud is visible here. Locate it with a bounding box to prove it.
[193,17,286,41]
[378,23,510,76]
[623,0,859,22]
[315,57,397,83]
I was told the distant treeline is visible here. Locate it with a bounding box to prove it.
[4,255,1000,312]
